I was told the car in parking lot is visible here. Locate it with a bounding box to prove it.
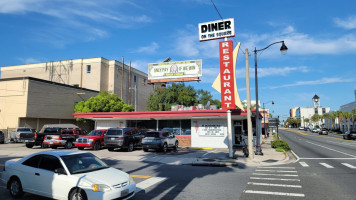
[311,128,320,133]
[319,128,328,135]
[104,127,141,152]
[141,130,178,153]
[43,128,84,149]
[0,150,136,200]
[75,129,107,151]
[0,130,4,144]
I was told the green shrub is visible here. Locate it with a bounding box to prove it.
[271,139,291,151]
[275,147,284,152]
[272,133,277,139]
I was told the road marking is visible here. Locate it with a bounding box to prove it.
[341,163,356,169]
[130,174,152,179]
[320,163,334,168]
[306,141,356,158]
[247,182,302,188]
[255,170,297,173]
[136,177,166,193]
[244,190,305,197]
[250,177,300,181]
[299,162,309,167]
[327,140,356,147]
[253,173,298,177]
[258,167,295,169]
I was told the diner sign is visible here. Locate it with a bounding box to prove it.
[219,40,235,109]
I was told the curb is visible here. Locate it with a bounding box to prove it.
[191,161,239,167]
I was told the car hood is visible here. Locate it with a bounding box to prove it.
[72,167,129,186]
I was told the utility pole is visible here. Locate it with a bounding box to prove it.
[245,48,254,159]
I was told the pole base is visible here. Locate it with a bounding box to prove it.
[255,146,264,155]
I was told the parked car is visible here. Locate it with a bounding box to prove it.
[303,127,309,131]
[0,130,5,144]
[75,129,107,150]
[104,127,140,152]
[343,131,356,140]
[10,127,33,143]
[0,151,136,200]
[312,128,320,133]
[141,130,178,153]
[43,128,84,149]
[299,127,304,130]
[319,128,328,135]
[21,124,79,148]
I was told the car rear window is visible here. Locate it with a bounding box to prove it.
[145,132,160,137]
[18,128,31,132]
[106,129,123,136]
[42,128,60,134]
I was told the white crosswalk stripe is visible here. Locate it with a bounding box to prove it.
[253,173,298,177]
[299,162,309,167]
[255,169,297,173]
[244,190,305,197]
[320,163,334,168]
[247,182,302,188]
[136,177,166,193]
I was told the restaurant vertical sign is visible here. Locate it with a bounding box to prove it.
[219,40,235,109]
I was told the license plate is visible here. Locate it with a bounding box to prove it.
[25,140,29,142]
[111,138,115,140]
[121,189,129,197]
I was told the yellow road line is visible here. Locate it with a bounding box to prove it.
[130,174,152,179]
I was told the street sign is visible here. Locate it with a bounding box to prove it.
[198,18,235,41]
[269,118,279,127]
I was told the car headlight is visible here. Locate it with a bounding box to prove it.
[89,139,94,142]
[129,175,135,184]
[92,184,111,192]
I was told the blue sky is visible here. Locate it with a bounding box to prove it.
[0,0,355,120]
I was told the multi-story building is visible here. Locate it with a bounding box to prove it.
[290,107,298,118]
[295,95,330,127]
[1,57,154,111]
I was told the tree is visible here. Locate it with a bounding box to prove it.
[322,113,332,129]
[343,112,353,132]
[311,114,321,127]
[74,91,134,113]
[332,111,344,131]
[304,118,310,127]
[146,83,221,111]
[352,108,356,131]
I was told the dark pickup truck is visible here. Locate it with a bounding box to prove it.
[20,124,79,148]
[43,128,84,149]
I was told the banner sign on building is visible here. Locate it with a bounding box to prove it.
[219,40,235,109]
[148,60,202,80]
[193,120,225,137]
[198,18,235,41]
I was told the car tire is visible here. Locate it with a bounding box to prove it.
[93,142,100,151]
[65,141,73,149]
[69,188,87,200]
[108,147,115,151]
[162,143,168,153]
[25,143,34,148]
[41,142,48,148]
[9,177,24,198]
[51,146,57,149]
[173,141,178,152]
[127,142,134,152]
[143,148,148,152]
[78,147,84,150]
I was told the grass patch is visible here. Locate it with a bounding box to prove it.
[275,147,284,152]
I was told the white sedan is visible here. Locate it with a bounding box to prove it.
[1,150,136,200]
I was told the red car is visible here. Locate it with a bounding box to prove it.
[43,128,84,149]
[74,129,107,150]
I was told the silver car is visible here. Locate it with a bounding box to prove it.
[142,131,178,153]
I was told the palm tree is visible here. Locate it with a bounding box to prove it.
[352,108,356,131]
[333,111,344,131]
[304,118,310,127]
[343,112,353,132]
[311,114,321,127]
[322,113,332,129]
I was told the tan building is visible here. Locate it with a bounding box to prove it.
[290,107,298,118]
[0,77,99,134]
[1,57,154,111]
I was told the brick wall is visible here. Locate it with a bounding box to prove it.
[176,136,191,147]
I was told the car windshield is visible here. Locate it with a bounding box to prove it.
[88,130,103,136]
[18,128,31,132]
[106,129,122,136]
[145,132,160,138]
[41,128,59,134]
[61,153,108,174]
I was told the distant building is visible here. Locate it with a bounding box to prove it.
[340,90,356,112]
[295,94,330,127]
[290,107,298,118]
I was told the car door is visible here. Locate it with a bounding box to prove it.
[37,155,72,199]
[20,155,42,193]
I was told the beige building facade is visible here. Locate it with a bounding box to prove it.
[0,77,99,134]
[1,57,154,111]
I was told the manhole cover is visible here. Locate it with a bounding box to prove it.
[202,158,216,162]
[262,159,278,163]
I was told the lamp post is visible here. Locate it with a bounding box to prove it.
[254,41,288,155]
[263,101,274,137]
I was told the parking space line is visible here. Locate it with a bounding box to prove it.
[247,182,302,188]
[136,177,166,193]
[244,190,305,197]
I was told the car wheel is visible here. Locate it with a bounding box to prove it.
[143,148,148,152]
[78,147,84,150]
[51,146,57,149]
[127,142,134,152]
[25,143,34,148]
[174,141,178,152]
[9,178,24,198]
[69,188,87,200]
[65,141,73,149]
[93,142,101,151]
[108,147,115,151]
[41,142,48,148]
[162,143,168,153]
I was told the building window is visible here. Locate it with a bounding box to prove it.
[87,65,91,73]
[134,75,136,83]
[322,108,326,114]
[315,108,318,114]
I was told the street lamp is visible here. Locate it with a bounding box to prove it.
[254,41,288,155]
[263,101,274,137]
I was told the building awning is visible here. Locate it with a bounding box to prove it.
[73,109,261,121]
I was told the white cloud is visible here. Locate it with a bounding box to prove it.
[18,57,43,64]
[334,16,356,29]
[131,42,159,54]
[235,66,309,78]
[266,77,356,89]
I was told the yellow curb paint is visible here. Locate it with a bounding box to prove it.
[191,147,214,150]
[130,174,152,179]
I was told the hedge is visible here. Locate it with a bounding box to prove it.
[271,139,291,151]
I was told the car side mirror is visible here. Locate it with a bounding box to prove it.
[54,168,67,175]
